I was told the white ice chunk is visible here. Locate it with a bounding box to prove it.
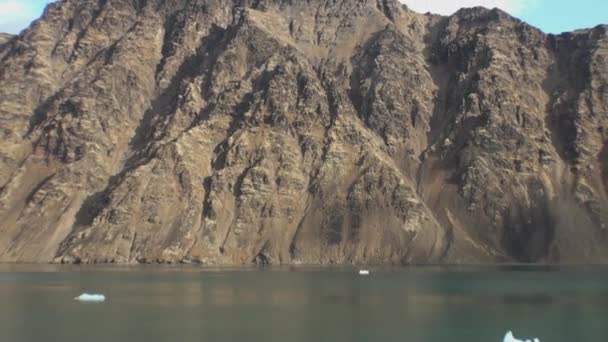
[359,270,370,275]
[74,293,106,302]
[504,331,540,342]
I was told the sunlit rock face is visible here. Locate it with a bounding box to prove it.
[0,33,12,44]
[0,0,606,264]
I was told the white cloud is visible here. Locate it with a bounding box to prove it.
[0,1,22,12]
[0,1,30,19]
[401,0,540,16]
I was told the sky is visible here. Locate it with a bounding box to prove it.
[403,0,607,33]
[0,0,606,35]
[0,0,53,34]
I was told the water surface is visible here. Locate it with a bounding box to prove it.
[0,265,606,342]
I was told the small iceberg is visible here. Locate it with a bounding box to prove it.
[504,331,540,342]
[74,293,106,303]
[359,269,370,275]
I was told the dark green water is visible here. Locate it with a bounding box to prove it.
[0,265,607,342]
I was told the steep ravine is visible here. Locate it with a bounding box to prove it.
[0,0,606,264]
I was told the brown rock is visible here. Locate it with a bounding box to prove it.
[0,33,12,45]
[0,0,607,264]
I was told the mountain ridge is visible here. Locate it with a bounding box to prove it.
[0,0,606,264]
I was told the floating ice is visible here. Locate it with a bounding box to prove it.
[74,293,106,303]
[504,331,540,342]
[359,270,370,275]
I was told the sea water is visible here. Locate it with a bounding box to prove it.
[0,265,606,342]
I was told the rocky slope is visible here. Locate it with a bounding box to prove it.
[0,33,11,44]
[0,0,606,264]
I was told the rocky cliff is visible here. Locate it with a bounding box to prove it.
[0,0,606,264]
[0,33,12,44]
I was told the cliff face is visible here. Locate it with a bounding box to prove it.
[0,0,606,264]
[0,33,11,44]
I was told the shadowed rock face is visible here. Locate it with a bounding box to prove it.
[0,0,606,265]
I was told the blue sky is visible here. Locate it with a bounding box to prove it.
[404,0,607,33]
[0,0,606,34]
[0,0,54,34]
[518,0,607,33]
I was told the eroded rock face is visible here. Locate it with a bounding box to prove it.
[0,0,606,264]
[0,33,11,44]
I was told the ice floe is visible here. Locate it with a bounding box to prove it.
[74,293,106,302]
[504,331,540,342]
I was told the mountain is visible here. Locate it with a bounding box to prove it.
[0,33,12,45]
[0,0,606,265]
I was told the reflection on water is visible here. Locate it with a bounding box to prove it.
[0,265,607,342]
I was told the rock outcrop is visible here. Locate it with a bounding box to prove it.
[0,0,606,264]
[0,33,12,44]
